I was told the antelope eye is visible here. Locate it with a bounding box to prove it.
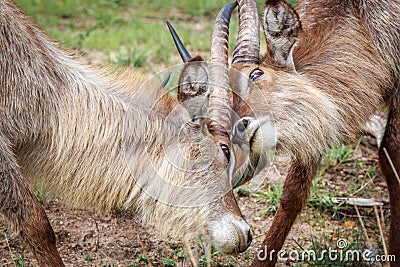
[249,68,264,81]
[220,144,230,162]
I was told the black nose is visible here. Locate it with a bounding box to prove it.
[233,119,250,146]
[237,118,249,133]
[246,229,252,249]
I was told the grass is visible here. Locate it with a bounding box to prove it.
[136,254,147,261]
[308,175,335,212]
[253,140,390,266]
[256,177,336,218]
[15,0,296,73]
[35,184,50,202]
[256,184,283,216]
[84,254,94,261]
[293,231,372,267]
[257,141,382,214]
[12,255,29,267]
[162,258,176,266]
[321,143,358,172]
[256,173,336,217]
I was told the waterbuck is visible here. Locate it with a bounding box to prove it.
[0,1,252,266]
[226,0,400,266]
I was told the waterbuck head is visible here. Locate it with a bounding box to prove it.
[170,0,321,188]
[168,0,282,188]
[230,0,346,170]
[230,0,301,150]
[160,2,252,254]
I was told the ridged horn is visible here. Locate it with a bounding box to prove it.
[166,20,192,62]
[232,0,260,64]
[207,2,237,137]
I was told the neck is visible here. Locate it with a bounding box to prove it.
[269,0,392,161]
[0,2,187,211]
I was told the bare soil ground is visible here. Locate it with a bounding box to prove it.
[0,136,390,266]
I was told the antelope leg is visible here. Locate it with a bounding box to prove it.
[0,136,64,267]
[251,159,319,266]
[379,95,400,266]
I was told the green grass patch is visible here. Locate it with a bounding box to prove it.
[257,184,283,216]
[308,175,335,212]
[293,231,377,267]
[162,258,176,267]
[84,254,94,261]
[257,174,338,217]
[15,0,296,73]
[13,255,29,267]
[136,254,147,261]
[35,184,50,202]
[322,144,355,171]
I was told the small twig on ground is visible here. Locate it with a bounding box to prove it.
[272,164,283,180]
[352,172,376,197]
[374,206,388,258]
[383,148,400,185]
[379,205,387,242]
[354,205,372,246]
[3,229,16,267]
[206,241,212,267]
[136,233,153,267]
[93,218,100,252]
[200,225,212,267]
[200,237,212,267]
[184,239,198,267]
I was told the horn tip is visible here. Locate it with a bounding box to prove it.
[165,20,173,31]
[165,19,192,62]
[161,73,172,88]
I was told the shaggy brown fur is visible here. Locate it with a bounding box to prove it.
[229,0,399,266]
[0,1,251,266]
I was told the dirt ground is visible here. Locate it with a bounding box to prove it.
[0,136,390,267]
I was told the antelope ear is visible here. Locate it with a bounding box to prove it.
[177,56,209,119]
[263,0,301,70]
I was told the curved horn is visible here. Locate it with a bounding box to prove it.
[207,2,237,136]
[232,0,260,64]
[166,20,192,62]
